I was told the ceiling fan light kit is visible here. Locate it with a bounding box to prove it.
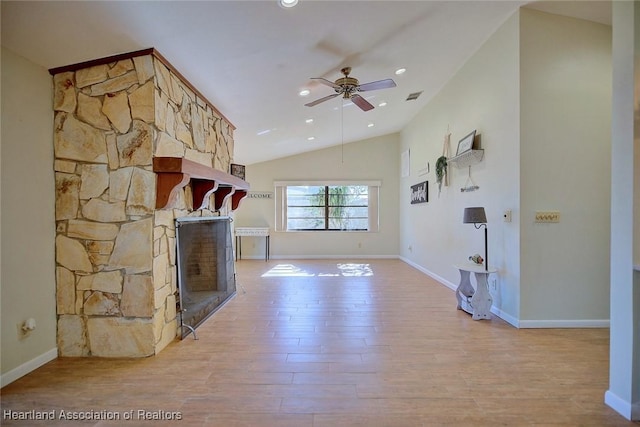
[278,0,298,9]
[305,67,397,112]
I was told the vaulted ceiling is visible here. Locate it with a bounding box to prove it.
[1,1,610,165]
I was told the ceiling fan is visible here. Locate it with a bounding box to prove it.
[304,67,396,111]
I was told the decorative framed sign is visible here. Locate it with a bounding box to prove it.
[230,163,246,180]
[410,181,428,204]
[456,130,476,155]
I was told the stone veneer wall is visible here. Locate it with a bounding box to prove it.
[52,50,235,357]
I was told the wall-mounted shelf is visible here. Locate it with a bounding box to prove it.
[448,149,484,168]
[153,157,249,211]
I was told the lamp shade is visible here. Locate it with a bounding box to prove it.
[463,207,487,224]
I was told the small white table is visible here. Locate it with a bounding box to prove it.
[235,227,270,261]
[454,263,497,320]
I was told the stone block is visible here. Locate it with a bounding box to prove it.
[77,270,122,293]
[153,59,173,101]
[55,173,80,220]
[132,55,154,84]
[54,159,77,174]
[77,92,111,130]
[58,315,88,357]
[106,133,119,170]
[102,91,132,133]
[126,167,155,216]
[87,317,155,357]
[153,209,175,228]
[129,81,155,123]
[80,164,109,199]
[121,274,154,317]
[67,220,118,240]
[53,72,77,113]
[192,105,206,151]
[90,71,138,96]
[155,132,184,157]
[84,291,120,316]
[109,218,153,274]
[117,120,153,167]
[56,235,93,273]
[108,59,134,78]
[54,113,108,163]
[76,64,108,88]
[109,167,133,202]
[152,254,169,291]
[56,267,76,315]
[82,199,126,223]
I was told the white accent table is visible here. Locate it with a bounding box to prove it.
[454,263,497,320]
[235,227,270,261]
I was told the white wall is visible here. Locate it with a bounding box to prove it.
[399,12,522,323]
[233,134,400,258]
[1,47,57,385]
[606,0,639,420]
[519,9,612,323]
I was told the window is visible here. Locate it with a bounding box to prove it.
[275,181,380,232]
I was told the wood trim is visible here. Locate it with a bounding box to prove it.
[48,48,236,130]
[153,157,249,211]
[48,48,155,75]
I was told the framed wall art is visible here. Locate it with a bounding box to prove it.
[410,181,428,204]
[456,130,476,155]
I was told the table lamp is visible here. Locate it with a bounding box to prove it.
[463,207,488,271]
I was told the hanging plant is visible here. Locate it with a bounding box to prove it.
[436,155,447,196]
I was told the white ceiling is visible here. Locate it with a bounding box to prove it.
[1,1,610,165]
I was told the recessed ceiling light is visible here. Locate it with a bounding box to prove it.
[367,123,375,128]
[305,118,314,124]
[378,101,387,107]
[307,136,315,141]
[279,0,298,8]
[299,89,310,97]
[395,68,406,75]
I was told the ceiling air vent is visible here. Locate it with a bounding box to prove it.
[406,91,423,101]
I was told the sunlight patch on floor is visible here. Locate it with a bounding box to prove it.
[338,263,374,276]
[262,263,374,277]
[262,264,315,277]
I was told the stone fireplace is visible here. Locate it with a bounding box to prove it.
[51,48,248,357]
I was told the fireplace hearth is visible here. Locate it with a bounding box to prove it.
[175,217,236,339]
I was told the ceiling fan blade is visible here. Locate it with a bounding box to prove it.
[305,93,340,107]
[357,78,397,92]
[311,77,341,90]
[351,94,374,112]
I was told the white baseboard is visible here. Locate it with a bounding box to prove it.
[1,347,58,388]
[399,256,457,291]
[605,390,640,421]
[518,319,610,328]
[239,255,399,260]
[490,306,520,327]
[398,257,609,330]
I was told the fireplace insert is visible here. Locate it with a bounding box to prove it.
[175,216,236,339]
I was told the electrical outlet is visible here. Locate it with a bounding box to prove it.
[535,211,560,223]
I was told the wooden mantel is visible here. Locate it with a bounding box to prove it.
[153,157,249,211]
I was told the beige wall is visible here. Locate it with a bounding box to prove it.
[399,9,612,326]
[1,47,57,384]
[519,9,612,323]
[399,11,522,323]
[233,134,400,258]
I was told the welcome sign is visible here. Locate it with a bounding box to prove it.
[410,181,428,204]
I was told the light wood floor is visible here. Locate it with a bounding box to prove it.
[1,259,636,426]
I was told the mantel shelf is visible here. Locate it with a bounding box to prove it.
[153,157,250,211]
[448,149,484,168]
